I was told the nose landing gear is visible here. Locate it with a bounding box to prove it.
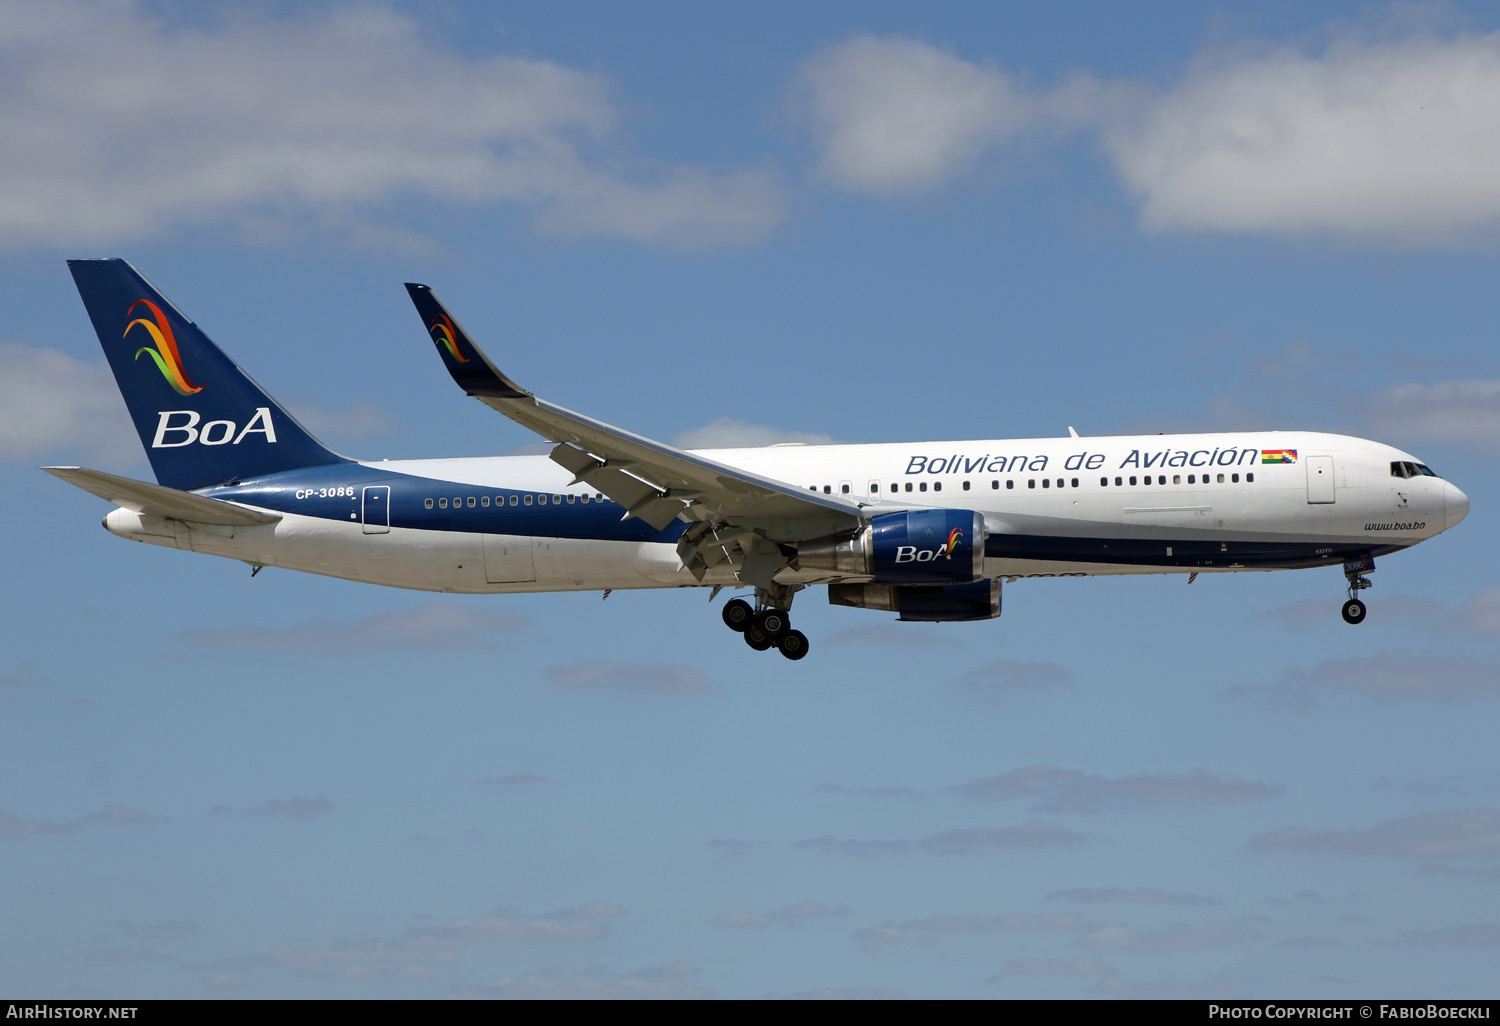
[1341,556,1374,625]
[720,588,808,659]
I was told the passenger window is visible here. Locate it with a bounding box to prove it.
[933,482,942,492]
[1173,475,1181,485]
[481,496,490,507]
[553,494,562,504]
[510,495,519,506]
[1100,477,1108,486]
[567,494,576,503]
[538,495,547,505]
[524,494,533,506]
[1188,474,1195,484]
[1028,480,1035,489]
[809,485,816,491]
[467,496,476,507]
[1246,473,1254,483]
[1055,479,1064,488]
[1216,474,1225,483]
[596,493,604,501]
[823,485,831,494]
[453,497,460,506]
[992,480,1000,489]
[1115,477,1122,486]
[842,484,850,494]
[905,483,913,492]
[919,482,928,492]
[439,497,448,508]
[1158,476,1165,485]
[579,494,588,503]
[1042,479,1050,489]
[1143,476,1151,485]
[1070,478,1078,488]
[1232,473,1239,483]
[1129,476,1137,486]
[1006,480,1014,489]
[425,498,434,509]
[963,481,971,491]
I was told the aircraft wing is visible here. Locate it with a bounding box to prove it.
[404,284,864,583]
[43,466,281,527]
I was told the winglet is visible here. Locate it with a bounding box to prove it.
[403,284,529,399]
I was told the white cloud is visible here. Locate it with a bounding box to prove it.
[544,661,713,695]
[1241,654,1500,703]
[711,902,852,929]
[181,602,528,653]
[246,902,627,984]
[474,960,712,1000]
[796,820,1082,858]
[1108,26,1500,242]
[1074,922,1259,953]
[1250,809,1500,858]
[246,796,333,820]
[989,957,1117,980]
[0,804,162,838]
[1048,887,1220,907]
[0,343,140,466]
[0,1,785,249]
[794,35,1124,194]
[672,418,835,450]
[950,765,1277,812]
[955,660,1071,694]
[1363,379,1500,450]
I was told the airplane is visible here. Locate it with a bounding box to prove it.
[48,259,1470,660]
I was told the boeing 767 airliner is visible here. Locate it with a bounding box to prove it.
[47,260,1470,660]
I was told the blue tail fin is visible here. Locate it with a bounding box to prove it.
[69,259,350,490]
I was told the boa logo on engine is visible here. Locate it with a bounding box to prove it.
[894,527,963,563]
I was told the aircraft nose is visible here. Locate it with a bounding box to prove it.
[1445,481,1471,530]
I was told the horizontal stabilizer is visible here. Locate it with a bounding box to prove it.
[42,467,281,527]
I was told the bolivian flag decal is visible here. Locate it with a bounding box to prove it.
[1261,449,1298,464]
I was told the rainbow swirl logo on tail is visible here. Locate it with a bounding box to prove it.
[944,527,964,557]
[428,314,471,364]
[125,299,202,396]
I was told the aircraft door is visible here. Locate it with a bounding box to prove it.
[1306,456,1335,504]
[362,486,391,534]
[484,535,537,583]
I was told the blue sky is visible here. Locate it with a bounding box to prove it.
[3,0,1500,999]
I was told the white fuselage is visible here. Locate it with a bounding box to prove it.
[103,430,1469,595]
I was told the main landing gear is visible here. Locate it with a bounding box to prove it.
[721,592,809,660]
[1341,555,1374,625]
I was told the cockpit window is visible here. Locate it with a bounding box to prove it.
[1391,460,1441,479]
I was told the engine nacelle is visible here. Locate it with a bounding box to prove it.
[798,509,984,584]
[828,579,1002,622]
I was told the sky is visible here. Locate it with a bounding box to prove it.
[2,0,1500,1000]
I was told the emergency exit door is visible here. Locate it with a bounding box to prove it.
[362,485,391,533]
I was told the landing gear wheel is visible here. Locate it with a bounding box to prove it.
[722,599,754,632]
[777,629,809,660]
[756,609,789,638]
[744,625,774,651]
[1341,599,1367,625]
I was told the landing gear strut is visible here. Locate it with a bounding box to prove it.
[721,588,808,659]
[1342,555,1374,625]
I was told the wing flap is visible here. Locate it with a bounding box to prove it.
[43,466,281,526]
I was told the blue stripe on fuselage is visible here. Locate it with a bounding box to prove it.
[195,465,683,544]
